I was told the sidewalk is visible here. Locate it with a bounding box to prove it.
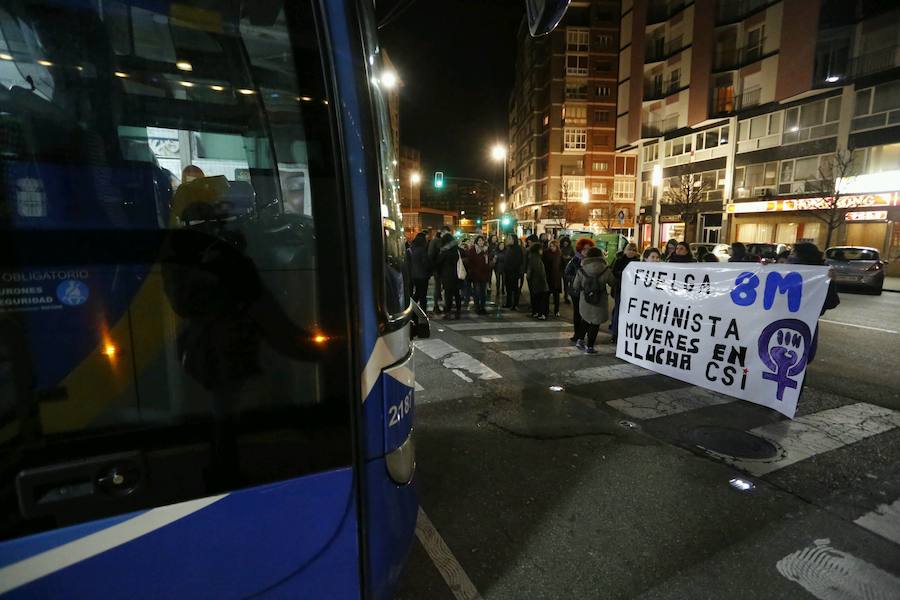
[885,276,900,293]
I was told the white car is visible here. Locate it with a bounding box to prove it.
[690,243,731,262]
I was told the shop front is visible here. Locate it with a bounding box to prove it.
[727,192,900,274]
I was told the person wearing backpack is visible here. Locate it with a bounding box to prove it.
[437,233,464,319]
[571,247,614,354]
[564,238,595,342]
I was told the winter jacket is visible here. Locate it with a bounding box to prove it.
[437,240,463,292]
[466,246,493,283]
[611,254,640,298]
[543,248,563,293]
[494,246,507,272]
[564,253,583,290]
[667,253,695,263]
[525,246,549,294]
[560,237,575,262]
[572,256,614,325]
[502,242,525,276]
[408,240,430,279]
[427,234,444,272]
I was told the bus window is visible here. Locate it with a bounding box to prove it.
[0,0,351,540]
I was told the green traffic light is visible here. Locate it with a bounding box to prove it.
[501,216,511,226]
[476,218,482,225]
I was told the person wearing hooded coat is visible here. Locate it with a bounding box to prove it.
[571,247,614,353]
[437,233,464,319]
[502,234,525,310]
[408,231,430,311]
[525,243,550,319]
[543,239,564,316]
[559,235,574,303]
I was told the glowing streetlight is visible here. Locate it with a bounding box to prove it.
[380,70,398,89]
[410,171,422,185]
[651,164,663,248]
[490,144,507,162]
[499,201,507,213]
[580,188,590,204]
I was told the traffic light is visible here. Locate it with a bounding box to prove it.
[501,216,511,226]
[476,218,482,225]
[434,171,444,189]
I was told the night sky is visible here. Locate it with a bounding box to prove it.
[378,0,524,184]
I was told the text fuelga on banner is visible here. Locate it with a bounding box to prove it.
[616,263,831,418]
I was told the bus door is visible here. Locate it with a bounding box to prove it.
[0,0,366,597]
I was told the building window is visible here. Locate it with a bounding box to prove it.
[594,110,610,123]
[593,161,609,171]
[564,128,587,151]
[694,125,730,150]
[642,142,659,163]
[591,182,607,195]
[596,34,612,49]
[567,28,589,52]
[562,177,585,200]
[745,25,765,62]
[614,179,634,202]
[566,83,588,99]
[596,85,611,97]
[564,105,587,124]
[566,55,589,76]
[852,81,900,132]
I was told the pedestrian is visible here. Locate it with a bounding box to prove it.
[572,247,614,354]
[663,238,678,261]
[466,235,493,315]
[695,245,708,261]
[494,239,506,299]
[459,239,472,308]
[408,232,430,311]
[564,237,595,343]
[788,242,840,364]
[526,242,550,319]
[502,234,526,310]
[701,253,719,262]
[525,233,540,249]
[487,234,500,293]
[543,239,564,317]
[610,242,640,342]
[428,226,450,312]
[668,242,695,263]
[642,247,662,262]
[539,232,549,249]
[729,241,758,263]
[437,233,464,319]
[776,249,791,264]
[559,235,574,303]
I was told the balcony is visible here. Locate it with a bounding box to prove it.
[710,85,761,116]
[645,37,690,64]
[643,77,686,101]
[848,44,900,79]
[647,0,688,25]
[713,38,768,71]
[715,0,771,25]
[641,115,679,138]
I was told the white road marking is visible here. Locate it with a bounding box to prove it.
[820,319,898,335]
[854,498,900,546]
[415,507,483,600]
[724,403,900,476]
[501,346,612,361]
[444,321,570,331]
[413,340,501,382]
[0,495,226,594]
[608,387,732,419]
[472,331,574,343]
[559,363,655,385]
[777,538,900,600]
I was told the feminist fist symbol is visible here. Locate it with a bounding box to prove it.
[757,319,812,401]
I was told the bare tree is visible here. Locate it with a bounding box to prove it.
[548,178,576,230]
[661,174,708,243]
[797,149,861,249]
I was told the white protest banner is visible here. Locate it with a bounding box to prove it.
[616,263,831,418]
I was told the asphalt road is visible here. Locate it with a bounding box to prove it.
[395,286,900,600]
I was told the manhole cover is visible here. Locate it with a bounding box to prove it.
[685,426,778,459]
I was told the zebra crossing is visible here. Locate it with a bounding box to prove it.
[413,314,900,499]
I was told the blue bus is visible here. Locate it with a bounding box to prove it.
[0,0,568,597]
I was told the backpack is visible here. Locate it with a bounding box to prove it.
[579,266,608,306]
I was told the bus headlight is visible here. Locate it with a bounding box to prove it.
[386,431,415,485]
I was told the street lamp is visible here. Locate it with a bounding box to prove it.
[499,201,507,213]
[651,164,663,248]
[580,188,590,204]
[380,70,398,89]
[410,171,421,185]
[490,143,508,214]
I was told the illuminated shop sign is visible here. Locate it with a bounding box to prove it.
[727,192,900,214]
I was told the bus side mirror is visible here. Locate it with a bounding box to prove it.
[411,301,430,339]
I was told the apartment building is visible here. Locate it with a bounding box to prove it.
[507,0,638,237]
[617,0,900,268]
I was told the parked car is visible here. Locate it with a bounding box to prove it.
[825,246,885,294]
[745,243,791,263]
[690,243,731,262]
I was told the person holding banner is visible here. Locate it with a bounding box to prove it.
[667,242,696,263]
[609,243,641,343]
[642,247,662,262]
[572,247,614,354]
